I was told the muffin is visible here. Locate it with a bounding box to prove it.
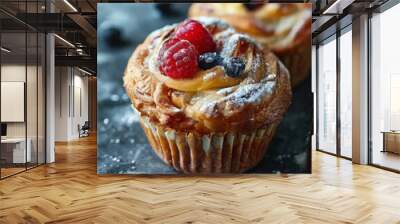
[189,3,312,87]
[124,18,291,174]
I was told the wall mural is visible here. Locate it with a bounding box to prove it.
[97,3,313,174]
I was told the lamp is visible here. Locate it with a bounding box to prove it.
[54,34,75,48]
[78,67,93,76]
[63,0,78,12]
[323,0,354,15]
[1,47,11,53]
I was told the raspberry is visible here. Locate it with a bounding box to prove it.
[159,38,199,79]
[174,19,216,54]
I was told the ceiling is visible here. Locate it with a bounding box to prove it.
[0,0,98,74]
[311,0,390,44]
[0,0,394,74]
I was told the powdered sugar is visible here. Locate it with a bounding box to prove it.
[223,81,275,107]
[216,86,238,96]
[220,33,260,58]
[198,78,276,117]
[249,51,263,77]
[214,28,236,40]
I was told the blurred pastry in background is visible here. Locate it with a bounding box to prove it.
[189,3,312,87]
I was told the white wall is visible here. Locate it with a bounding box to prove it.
[1,65,37,138]
[55,66,69,141]
[54,67,89,141]
[1,65,26,142]
[72,73,89,138]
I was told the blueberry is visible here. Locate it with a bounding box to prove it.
[154,4,176,16]
[104,27,122,46]
[100,23,130,48]
[223,57,245,78]
[198,52,221,70]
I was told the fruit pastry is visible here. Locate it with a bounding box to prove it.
[189,3,312,87]
[124,18,292,174]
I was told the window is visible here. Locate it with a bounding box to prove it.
[317,36,337,154]
[312,45,317,151]
[339,27,352,158]
[370,2,400,171]
[0,2,47,179]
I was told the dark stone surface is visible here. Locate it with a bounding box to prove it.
[97,3,312,174]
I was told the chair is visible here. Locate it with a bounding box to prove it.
[78,121,90,138]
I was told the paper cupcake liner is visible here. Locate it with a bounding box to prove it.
[139,116,278,174]
[276,39,311,87]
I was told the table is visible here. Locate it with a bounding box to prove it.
[381,131,400,154]
[1,138,31,163]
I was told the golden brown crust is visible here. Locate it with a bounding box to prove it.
[188,3,311,86]
[140,116,279,173]
[124,19,291,134]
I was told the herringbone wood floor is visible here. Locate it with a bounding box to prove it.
[1,135,400,224]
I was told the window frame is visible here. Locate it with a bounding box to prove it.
[315,23,353,161]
